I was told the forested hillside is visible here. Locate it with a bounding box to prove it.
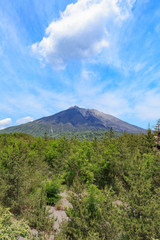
[0,129,159,239]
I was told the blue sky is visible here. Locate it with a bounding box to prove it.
[0,0,160,130]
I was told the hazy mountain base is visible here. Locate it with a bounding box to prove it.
[48,130,121,140]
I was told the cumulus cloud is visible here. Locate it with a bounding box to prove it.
[32,0,134,69]
[16,116,34,124]
[0,118,12,130]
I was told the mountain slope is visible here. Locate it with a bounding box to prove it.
[0,106,146,137]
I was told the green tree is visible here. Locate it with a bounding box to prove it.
[109,127,114,140]
[154,119,160,135]
[142,129,155,153]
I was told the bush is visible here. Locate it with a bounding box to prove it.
[44,178,61,205]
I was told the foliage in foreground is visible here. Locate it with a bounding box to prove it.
[0,128,160,240]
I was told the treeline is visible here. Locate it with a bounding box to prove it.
[0,130,160,239]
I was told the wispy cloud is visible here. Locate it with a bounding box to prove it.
[0,118,12,130]
[75,71,131,117]
[32,0,134,70]
[134,90,160,121]
[16,116,34,124]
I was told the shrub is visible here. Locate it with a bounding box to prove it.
[44,178,61,205]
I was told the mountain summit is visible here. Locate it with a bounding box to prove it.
[0,106,145,136]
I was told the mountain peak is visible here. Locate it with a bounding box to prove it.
[69,105,80,109]
[69,105,82,111]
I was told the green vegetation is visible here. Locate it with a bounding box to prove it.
[0,129,159,239]
[0,207,30,239]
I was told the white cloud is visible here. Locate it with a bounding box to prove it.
[0,118,12,130]
[32,0,134,69]
[16,116,34,124]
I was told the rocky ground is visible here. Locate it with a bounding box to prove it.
[18,191,72,240]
